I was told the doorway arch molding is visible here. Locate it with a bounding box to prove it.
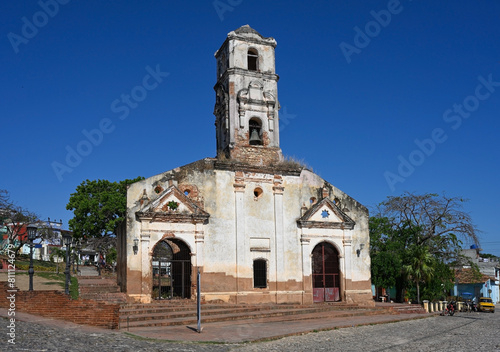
[151,238,192,300]
[311,241,342,303]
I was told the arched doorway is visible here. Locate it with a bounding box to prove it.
[312,242,341,303]
[152,239,191,300]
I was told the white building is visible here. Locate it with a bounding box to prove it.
[118,25,373,306]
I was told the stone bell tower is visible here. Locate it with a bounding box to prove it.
[213,25,283,165]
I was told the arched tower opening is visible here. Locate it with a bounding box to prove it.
[247,48,258,71]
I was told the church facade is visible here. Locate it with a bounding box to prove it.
[117,25,373,306]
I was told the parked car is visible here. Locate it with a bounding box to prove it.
[478,297,495,313]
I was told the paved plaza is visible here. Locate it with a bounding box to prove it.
[2,306,499,351]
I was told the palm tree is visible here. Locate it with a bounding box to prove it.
[49,247,67,274]
[403,245,435,304]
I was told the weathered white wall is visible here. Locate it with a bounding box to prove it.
[124,161,372,304]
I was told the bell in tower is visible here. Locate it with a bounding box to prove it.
[213,25,283,166]
[249,119,262,146]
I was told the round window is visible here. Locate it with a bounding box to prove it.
[254,187,263,199]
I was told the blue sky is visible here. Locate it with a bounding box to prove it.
[1,1,499,256]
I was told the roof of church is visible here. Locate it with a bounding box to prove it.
[227,25,276,46]
[234,25,262,36]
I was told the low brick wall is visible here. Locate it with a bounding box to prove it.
[0,282,120,329]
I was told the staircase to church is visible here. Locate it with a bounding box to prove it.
[118,301,402,330]
[78,275,127,303]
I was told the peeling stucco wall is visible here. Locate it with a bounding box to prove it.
[123,160,372,305]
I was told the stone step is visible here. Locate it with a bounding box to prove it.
[121,306,324,323]
[119,306,389,329]
[80,286,121,294]
[78,278,118,285]
[120,301,360,312]
[118,302,388,329]
[119,303,367,319]
[120,303,309,315]
[78,275,125,303]
[80,292,128,303]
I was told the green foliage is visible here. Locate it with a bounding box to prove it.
[370,192,477,303]
[15,264,55,272]
[13,257,58,271]
[403,245,435,303]
[371,250,402,289]
[480,253,499,260]
[106,247,117,264]
[70,276,79,300]
[167,201,179,210]
[420,260,454,301]
[403,246,435,284]
[49,247,66,262]
[369,217,402,289]
[66,177,144,241]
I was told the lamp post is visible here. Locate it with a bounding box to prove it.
[72,245,76,274]
[62,232,72,295]
[26,225,37,291]
[76,243,81,275]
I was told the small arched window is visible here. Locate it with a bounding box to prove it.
[249,118,262,145]
[247,49,258,71]
[253,259,267,288]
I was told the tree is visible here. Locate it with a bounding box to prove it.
[369,217,421,302]
[403,245,435,304]
[370,192,480,303]
[0,189,39,255]
[375,192,479,260]
[66,177,143,256]
[49,247,67,274]
[479,253,499,260]
[369,217,403,290]
[421,260,454,301]
[106,247,117,264]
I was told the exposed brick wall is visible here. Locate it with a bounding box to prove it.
[229,127,283,165]
[0,282,120,329]
[230,145,283,165]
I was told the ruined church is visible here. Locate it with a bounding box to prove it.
[118,25,373,306]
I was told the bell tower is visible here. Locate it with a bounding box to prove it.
[213,25,283,165]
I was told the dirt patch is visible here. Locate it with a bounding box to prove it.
[0,271,64,291]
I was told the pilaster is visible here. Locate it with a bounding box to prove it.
[273,176,285,296]
[140,232,151,300]
[343,238,352,298]
[233,174,246,301]
[194,223,204,270]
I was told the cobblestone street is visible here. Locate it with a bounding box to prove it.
[3,309,499,351]
[235,312,500,352]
